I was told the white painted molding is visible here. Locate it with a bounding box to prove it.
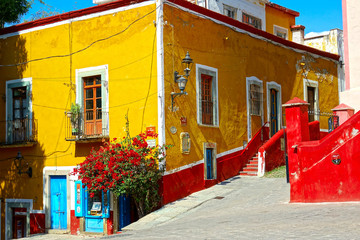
[246,76,264,142]
[303,78,319,121]
[196,64,219,127]
[266,81,282,134]
[0,1,156,39]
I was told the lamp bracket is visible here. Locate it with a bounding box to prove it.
[171,91,187,112]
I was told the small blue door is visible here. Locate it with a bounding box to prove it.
[119,195,131,230]
[50,175,67,229]
[206,149,213,179]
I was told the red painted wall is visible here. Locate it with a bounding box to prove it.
[70,210,80,235]
[285,98,360,202]
[162,126,269,204]
[259,129,285,172]
[107,211,114,235]
[30,213,45,234]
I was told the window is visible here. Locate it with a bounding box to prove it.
[274,25,288,40]
[5,78,33,144]
[249,84,263,116]
[242,13,262,30]
[303,79,319,121]
[83,75,102,136]
[223,4,237,19]
[196,65,219,126]
[75,65,109,138]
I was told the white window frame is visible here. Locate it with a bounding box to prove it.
[196,64,219,127]
[5,78,33,143]
[246,77,264,142]
[223,4,237,19]
[75,65,109,135]
[303,79,319,121]
[203,142,217,180]
[5,199,33,240]
[266,82,282,133]
[273,25,288,40]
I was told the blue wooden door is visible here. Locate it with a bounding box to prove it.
[206,149,213,179]
[50,175,67,229]
[119,195,131,230]
[270,89,278,136]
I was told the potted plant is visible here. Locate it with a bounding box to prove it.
[69,103,81,135]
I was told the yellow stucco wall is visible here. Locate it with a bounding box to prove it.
[0,3,158,215]
[163,4,338,171]
[265,5,296,41]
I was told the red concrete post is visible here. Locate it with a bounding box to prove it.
[283,97,310,202]
[332,103,355,125]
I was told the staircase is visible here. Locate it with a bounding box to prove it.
[239,153,258,176]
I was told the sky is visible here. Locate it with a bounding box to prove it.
[19,0,343,35]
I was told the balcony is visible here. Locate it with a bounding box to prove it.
[0,116,38,147]
[65,111,109,141]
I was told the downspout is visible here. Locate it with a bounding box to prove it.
[156,0,166,169]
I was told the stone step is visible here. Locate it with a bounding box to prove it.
[249,160,258,165]
[243,167,257,172]
[246,163,258,167]
[239,171,257,176]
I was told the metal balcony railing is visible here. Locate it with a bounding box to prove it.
[0,116,37,145]
[65,111,109,141]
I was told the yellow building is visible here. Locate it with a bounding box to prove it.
[0,0,339,238]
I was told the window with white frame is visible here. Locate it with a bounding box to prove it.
[5,78,33,144]
[76,65,109,137]
[223,4,237,19]
[196,65,219,126]
[303,79,319,121]
[274,25,288,40]
[242,12,262,30]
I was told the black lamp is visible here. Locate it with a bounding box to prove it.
[171,52,194,111]
[14,151,32,178]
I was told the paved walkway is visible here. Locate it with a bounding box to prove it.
[25,176,360,239]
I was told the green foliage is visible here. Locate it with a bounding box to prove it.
[72,119,171,218]
[70,103,81,124]
[0,0,31,28]
[264,165,286,178]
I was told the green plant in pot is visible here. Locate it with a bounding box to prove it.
[69,103,81,135]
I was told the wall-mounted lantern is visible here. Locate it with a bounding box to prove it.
[14,151,32,178]
[171,51,193,112]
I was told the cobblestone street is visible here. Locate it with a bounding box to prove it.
[25,177,360,239]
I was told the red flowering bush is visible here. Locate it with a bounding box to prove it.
[71,131,168,218]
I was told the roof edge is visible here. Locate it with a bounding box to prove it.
[266,2,300,17]
[0,0,150,35]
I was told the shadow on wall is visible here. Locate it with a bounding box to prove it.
[0,35,28,79]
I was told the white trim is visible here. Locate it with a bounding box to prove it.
[156,0,166,170]
[203,142,217,180]
[164,1,339,64]
[5,199,33,240]
[273,25,288,40]
[196,64,219,127]
[42,166,76,230]
[266,81,282,135]
[246,76,264,142]
[216,146,244,158]
[5,78,33,143]
[75,64,109,135]
[0,1,156,39]
[320,129,328,132]
[164,145,244,175]
[303,79,319,121]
